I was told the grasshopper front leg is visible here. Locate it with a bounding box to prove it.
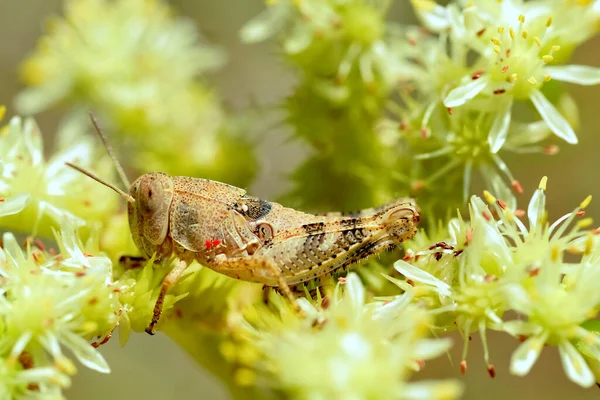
[212,255,298,309]
[146,258,190,335]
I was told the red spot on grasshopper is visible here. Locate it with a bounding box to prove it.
[205,239,221,250]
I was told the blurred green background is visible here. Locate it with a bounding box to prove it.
[2,1,600,399]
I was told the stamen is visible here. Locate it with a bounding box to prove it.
[580,195,592,209]
[483,190,497,204]
[538,176,548,191]
[577,218,593,228]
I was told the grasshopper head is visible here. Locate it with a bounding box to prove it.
[381,198,420,243]
[128,172,175,256]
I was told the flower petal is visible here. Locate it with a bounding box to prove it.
[510,335,545,376]
[559,341,595,387]
[60,329,111,373]
[0,193,31,217]
[411,0,451,32]
[239,3,290,43]
[488,99,513,153]
[393,260,452,296]
[530,89,578,144]
[345,273,365,312]
[444,76,488,108]
[546,65,600,86]
[527,186,546,234]
[402,380,463,400]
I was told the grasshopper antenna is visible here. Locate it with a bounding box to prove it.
[88,111,131,189]
[66,162,135,203]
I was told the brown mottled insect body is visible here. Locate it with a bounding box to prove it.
[68,113,420,334]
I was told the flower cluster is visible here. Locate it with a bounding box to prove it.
[16,0,256,185]
[380,0,600,216]
[0,112,119,237]
[224,273,463,399]
[393,177,600,387]
[0,218,120,398]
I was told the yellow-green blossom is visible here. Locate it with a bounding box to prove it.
[0,114,119,237]
[424,0,600,147]
[242,0,407,101]
[16,0,255,183]
[393,177,600,386]
[226,273,463,399]
[0,221,120,397]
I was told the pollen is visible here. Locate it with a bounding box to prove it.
[483,190,497,204]
[580,195,592,209]
[577,217,593,228]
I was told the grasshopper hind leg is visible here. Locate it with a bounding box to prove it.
[213,256,300,312]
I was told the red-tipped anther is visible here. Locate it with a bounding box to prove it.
[460,360,467,375]
[515,209,526,218]
[576,210,585,217]
[411,180,425,192]
[321,296,330,309]
[465,227,473,245]
[544,145,559,155]
[497,199,507,210]
[408,37,417,46]
[417,359,426,370]
[406,279,415,286]
[0,197,4,202]
[502,65,509,73]
[447,107,453,115]
[476,28,486,37]
[493,89,506,95]
[472,69,484,80]
[482,211,492,221]
[512,180,523,194]
[400,121,408,131]
[420,127,429,139]
[338,277,347,284]
[34,239,45,251]
[487,364,496,378]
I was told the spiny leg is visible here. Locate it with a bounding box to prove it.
[146,258,189,335]
[213,256,299,311]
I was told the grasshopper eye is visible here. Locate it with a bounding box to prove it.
[256,222,275,241]
[139,179,164,215]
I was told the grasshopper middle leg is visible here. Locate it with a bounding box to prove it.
[146,258,190,335]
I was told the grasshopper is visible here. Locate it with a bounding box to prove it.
[68,114,420,334]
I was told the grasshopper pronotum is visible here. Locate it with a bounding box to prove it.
[68,114,420,334]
